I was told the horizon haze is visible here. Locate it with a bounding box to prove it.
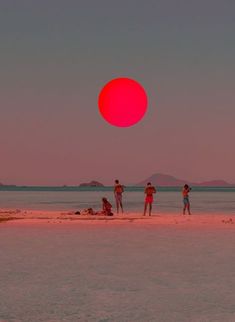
[1,1,235,185]
[1,172,234,187]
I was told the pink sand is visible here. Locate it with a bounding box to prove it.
[1,209,235,229]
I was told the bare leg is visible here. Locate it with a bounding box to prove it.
[116,200,119,214]
[149,203,152,216]
[183,204,186,215]
[143,202,147,216]
[187,203,191,215]
[120,201,124,213]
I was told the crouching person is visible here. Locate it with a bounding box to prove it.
[102,197,113,216]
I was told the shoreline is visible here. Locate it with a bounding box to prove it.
[1,209,235,227]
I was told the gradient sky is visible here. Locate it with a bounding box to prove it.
[1,0,235,185]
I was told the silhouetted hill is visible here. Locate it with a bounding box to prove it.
[137,173,193,186]
[0,183,17,187]
[137,173,233,187]
[79,180,104,187]
[198,180,232,187]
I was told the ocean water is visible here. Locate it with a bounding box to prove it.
[0,186,234,214]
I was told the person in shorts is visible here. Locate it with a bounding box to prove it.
[114,179,124,214]
[182,184,191,215]
[143,182,156,216]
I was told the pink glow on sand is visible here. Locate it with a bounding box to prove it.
[1,209,235,229]
[98,78,148,127]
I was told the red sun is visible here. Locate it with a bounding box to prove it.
[98,77,148,127]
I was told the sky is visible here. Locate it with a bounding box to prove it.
[0,0,235,185]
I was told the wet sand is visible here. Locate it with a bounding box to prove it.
[1,209,235,321]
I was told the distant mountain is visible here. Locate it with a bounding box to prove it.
[198,180,232,187]
[79,180,104,187]
[137,173,234,187]
[137,173,193,187]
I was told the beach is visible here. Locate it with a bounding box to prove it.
[1,208,235,226]
[1,210,235,321]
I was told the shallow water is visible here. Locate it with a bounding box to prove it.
[1,223,235,321]
[0,187,235,214]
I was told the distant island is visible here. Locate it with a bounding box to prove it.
[137,173,234,187]
[79,180,104,187]
[0,182,16,187]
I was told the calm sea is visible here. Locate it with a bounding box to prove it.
[0,186,234,215]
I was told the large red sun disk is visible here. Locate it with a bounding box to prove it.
[98,78,148,127]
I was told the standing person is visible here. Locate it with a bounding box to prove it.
[143,182,156,216]
[114,179,124,214]
[182,184,191,215]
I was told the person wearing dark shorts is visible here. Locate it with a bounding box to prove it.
[114,179,124,214]
[143,182,156,216]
